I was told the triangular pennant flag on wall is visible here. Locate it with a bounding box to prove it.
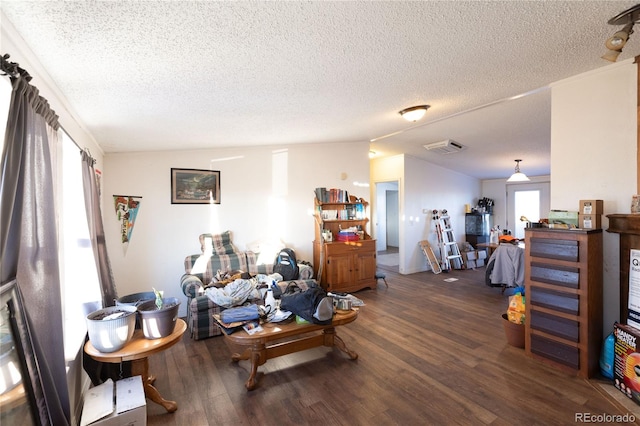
[114,195,142,254]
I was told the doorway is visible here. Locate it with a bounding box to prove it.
[386,190,399,248]
[375,181,399,270]
[506,182,550,239]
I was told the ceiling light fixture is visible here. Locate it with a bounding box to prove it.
[602,4,640,62]
[507,159,530,182]
[399,105,430,122]
[602,23,635,61]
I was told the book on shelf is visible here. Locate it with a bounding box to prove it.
[321,210,338,220]
[314,187,351,203]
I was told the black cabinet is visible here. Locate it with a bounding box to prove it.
[465,213,491,247]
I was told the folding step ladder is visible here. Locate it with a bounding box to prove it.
[434,209,464,270]
[432,209,448,271]
[419,240,442,274]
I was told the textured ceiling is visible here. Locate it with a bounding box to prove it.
[1,1,637,179]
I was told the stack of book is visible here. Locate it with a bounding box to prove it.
[315,187,350,203]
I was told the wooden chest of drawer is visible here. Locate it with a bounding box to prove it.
[524,228,602,378]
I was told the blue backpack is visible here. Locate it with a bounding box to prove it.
[273,248,299,281]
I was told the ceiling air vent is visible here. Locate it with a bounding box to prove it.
[423,139,466,155]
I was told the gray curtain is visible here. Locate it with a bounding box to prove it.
[0,77,70,424]
[81,151,118,307]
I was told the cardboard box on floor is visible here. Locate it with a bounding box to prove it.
[80,375,146,426]
[464,250,487,269]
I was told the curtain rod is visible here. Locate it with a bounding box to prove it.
[0,53,31,81]
[1,53,95,164]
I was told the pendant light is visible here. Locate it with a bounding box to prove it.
[507,159,530,182]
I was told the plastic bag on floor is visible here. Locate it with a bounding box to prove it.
[507,293,525,324]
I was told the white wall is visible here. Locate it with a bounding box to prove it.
[371,154,481,275]
[550,60,637,333]
[104,142,370,317]
[404,155,481,274]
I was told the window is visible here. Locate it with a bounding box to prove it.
[514,190,540,239]
[60,130,101,361]
[507,182,550,240]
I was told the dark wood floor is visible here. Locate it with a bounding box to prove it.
[145,266,639,425]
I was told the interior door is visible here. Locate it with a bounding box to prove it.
[386,190,399,247]
[507,182,550,239]
[374,181,399,251]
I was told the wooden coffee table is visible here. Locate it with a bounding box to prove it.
[223,309,359,390]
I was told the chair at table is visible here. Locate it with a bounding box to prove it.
[485,243,525,292]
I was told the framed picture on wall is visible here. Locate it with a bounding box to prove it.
[171,168,221,204]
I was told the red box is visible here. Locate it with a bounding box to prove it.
[613,323,640,405]
[336,232,359,242]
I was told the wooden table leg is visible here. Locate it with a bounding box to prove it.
[324,328,358,360]
[245,350,262,391]
[231,342,267,390]
[131,358,178,413]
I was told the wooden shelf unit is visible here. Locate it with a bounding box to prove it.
[524,227,603,378]
[606,214,640,324]
[313,196,376,293]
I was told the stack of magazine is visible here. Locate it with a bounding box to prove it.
[213,314,262,335]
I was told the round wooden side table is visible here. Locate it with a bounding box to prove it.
[84,318,187,413]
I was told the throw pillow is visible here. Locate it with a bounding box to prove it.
[199,231,239,255]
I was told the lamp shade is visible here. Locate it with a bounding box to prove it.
[507,159,530,182]
[605,29,630,50]
[399,105,430,122]
[602,22,635,62]
[602,49,622,62]
[507,172,530,182]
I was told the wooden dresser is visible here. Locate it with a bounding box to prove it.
[524,228,603,378]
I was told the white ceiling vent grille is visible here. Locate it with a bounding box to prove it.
[423,139,466,155]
